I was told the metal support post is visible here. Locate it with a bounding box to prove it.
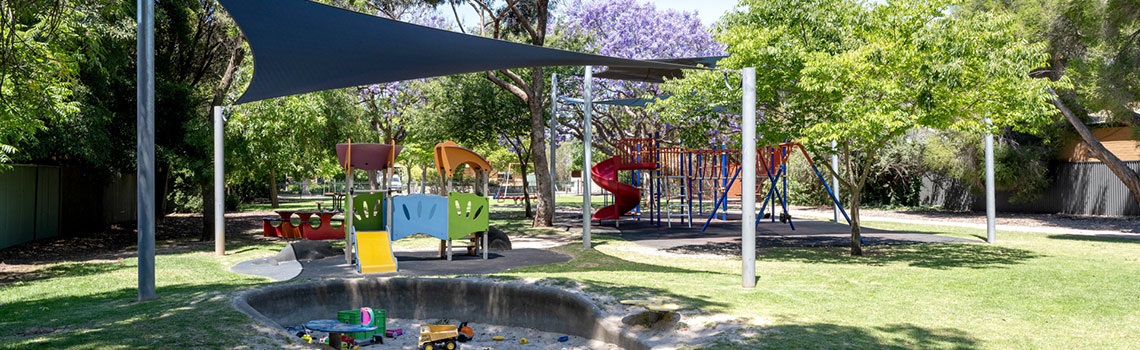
[582,66,593,249]
[136,0,157,301]
[832,140,841,224]
[985,118,996,243]
[214,106,225,256]
[550,73,559,202]
[741,67,757,288]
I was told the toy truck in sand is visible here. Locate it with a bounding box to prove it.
[418,324,459,350]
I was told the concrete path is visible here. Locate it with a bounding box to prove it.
[231,241,571,281]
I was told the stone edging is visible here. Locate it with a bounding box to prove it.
[232,277,648,349]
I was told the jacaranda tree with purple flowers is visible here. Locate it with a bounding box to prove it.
[354,4,450,188]
[556,0,724,154]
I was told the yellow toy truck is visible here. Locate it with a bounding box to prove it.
[417,324,459,350]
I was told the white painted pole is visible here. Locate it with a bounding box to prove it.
[985,118,996,243]
[741,67,757,288]
[345,159,355,265]
[214,106,225,256]
[583,67,594,249]
[550,73,559,203]
[136,0,156,301]
[832,140,840,224]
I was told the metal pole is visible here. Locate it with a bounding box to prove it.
[832,140,840,224]
[345,170,355,264]
[582,67,593,249]
[741,67,757,288]
[136,0,156,301]
[214,106,225,256]
[550,73,559,203]
[985,118,996,243]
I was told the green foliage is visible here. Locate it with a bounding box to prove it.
[657,0,1057,253]
[227,90,348,189]
[924,128,1060,203]
[0,0,85,168]
[966,0,1136,118]
[416,72,532,166]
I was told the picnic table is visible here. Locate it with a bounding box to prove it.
[304,319,377,349]
[322,192,345,212]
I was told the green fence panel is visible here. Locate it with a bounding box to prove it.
[447,192,488,240]
[352,193,386,231]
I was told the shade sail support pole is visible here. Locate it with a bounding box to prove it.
[583,67,594,250]
[741,67,757,288]
[214,106,225,256]
[136,0,157,301]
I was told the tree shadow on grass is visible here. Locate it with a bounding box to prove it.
[703,322,979,350]
[1,260,133,286]
[1047,234,1140,244]
[670,241,1039,270]
[762,243,1039,269]
[0,280,277,349]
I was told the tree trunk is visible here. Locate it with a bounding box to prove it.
[269,168,280,209]
[200,182,213,241]
[848,187,864,256]
[1051,96,1140,206]
[421,165,428,194]
[520,163,534,218]
[528,69,553,227]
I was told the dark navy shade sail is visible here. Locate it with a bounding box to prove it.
[219,0,700,104]
[595,56,726,83]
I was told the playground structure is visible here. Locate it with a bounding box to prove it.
[492,162,538,202]
[590,138,850,231]
[338,141,493,274]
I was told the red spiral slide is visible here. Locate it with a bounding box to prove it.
[591,156,655,221]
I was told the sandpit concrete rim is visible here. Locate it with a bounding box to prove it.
[233,277,649,350]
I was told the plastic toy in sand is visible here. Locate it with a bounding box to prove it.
[457,322,474,342]
[418,324,459,350]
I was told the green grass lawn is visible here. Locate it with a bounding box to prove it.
[2,212,1137,349]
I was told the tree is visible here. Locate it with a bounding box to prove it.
[556,0,725,154]
[967,0,1140,208]
[657,0,1056,255]
[227,91,350,207]
[417,72,536,214]
[455,0,556,227]
[0,0,80,168]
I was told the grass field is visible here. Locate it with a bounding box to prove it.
[2,204,1137,349]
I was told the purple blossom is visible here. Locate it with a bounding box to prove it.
[561,0,726,60]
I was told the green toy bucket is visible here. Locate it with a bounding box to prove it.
[337,309,381,340]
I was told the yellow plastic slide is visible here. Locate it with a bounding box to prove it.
[355,230,397,274]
